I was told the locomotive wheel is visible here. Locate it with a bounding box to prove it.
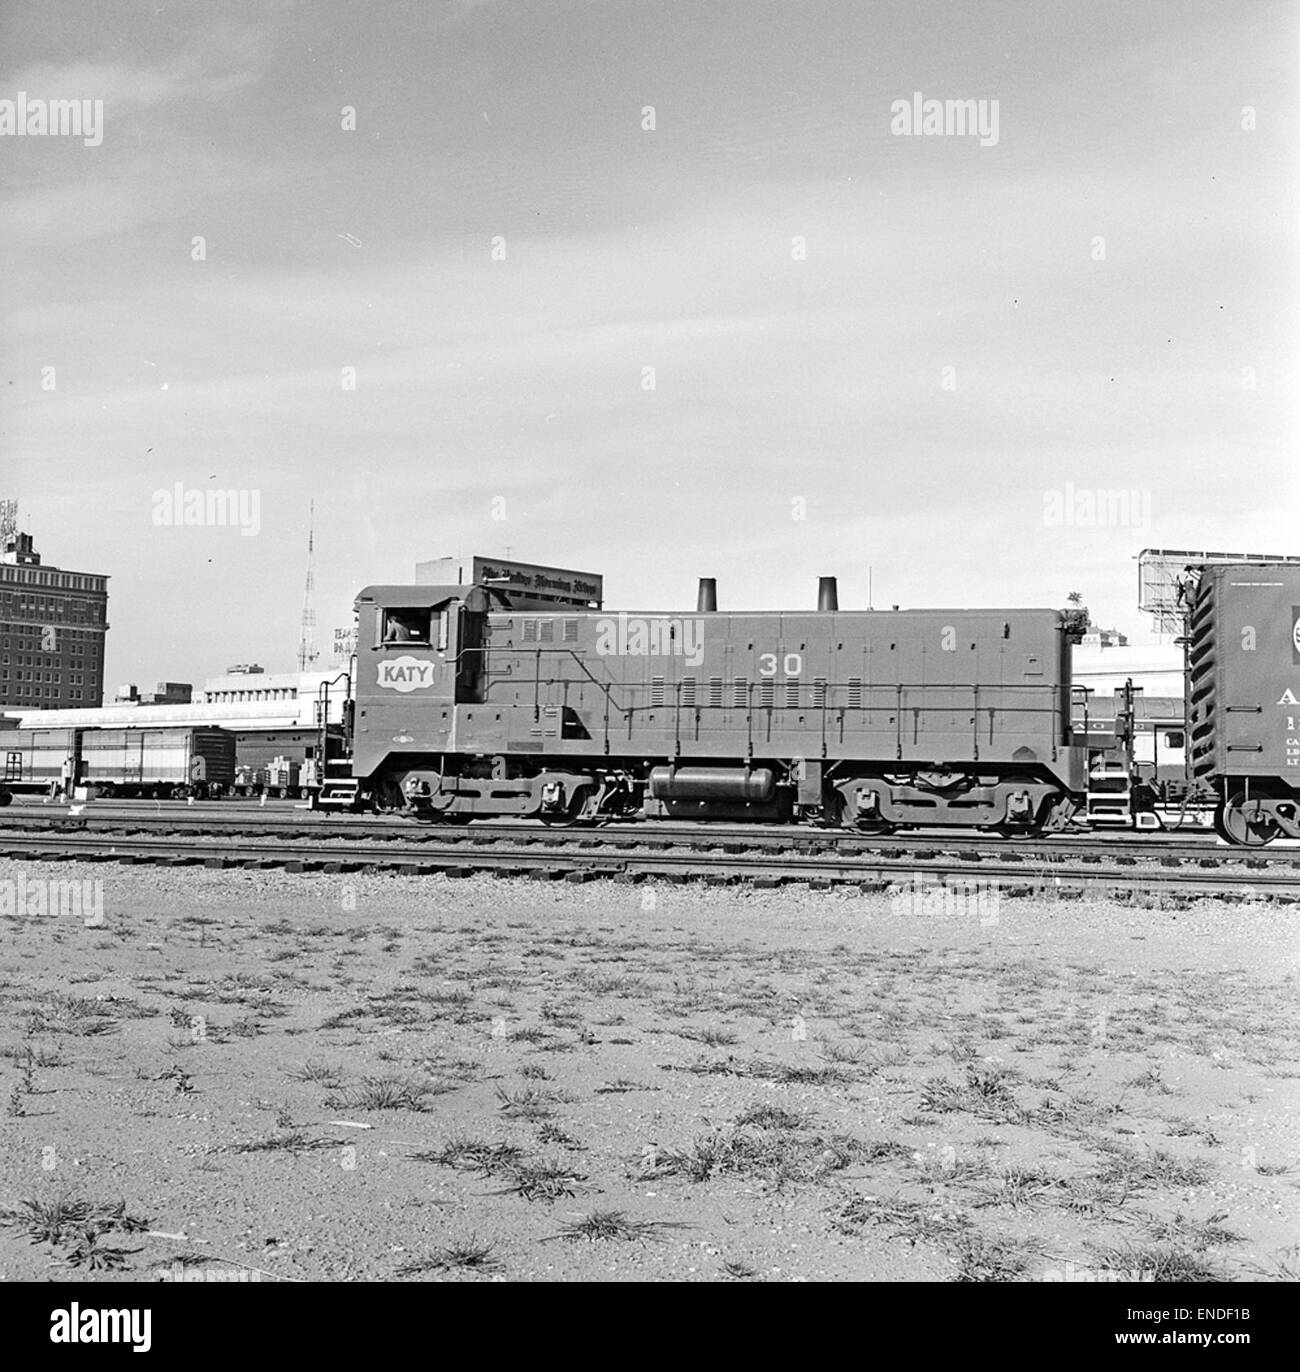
[829,790,895,833]
[539,801,594,828]
[818,793,847,829]
[539,786,594,827]
[993,821,1044,839]
[416,806,461,824]
[1215,794,1279,847]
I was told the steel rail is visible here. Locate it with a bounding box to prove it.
[0,830,1293,899]
[1,807,1295,869]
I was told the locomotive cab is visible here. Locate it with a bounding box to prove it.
[350,585,469,805]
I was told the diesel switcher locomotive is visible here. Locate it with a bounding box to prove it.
[316,560,1089,836]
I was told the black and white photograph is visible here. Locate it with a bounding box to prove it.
[0,0,1296,1328]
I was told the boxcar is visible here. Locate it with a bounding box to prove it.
[1187,562,1300,844]
[80,728,236,798]
[0,728,80,801]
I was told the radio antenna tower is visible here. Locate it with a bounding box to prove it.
[297,500,319,672]
[0,498,17,548]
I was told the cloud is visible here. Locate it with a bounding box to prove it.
[4,179,150,244]
[1,57,256,110]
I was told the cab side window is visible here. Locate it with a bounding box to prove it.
[382,608,432,644]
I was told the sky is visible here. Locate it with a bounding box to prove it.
[2,0,1297,690]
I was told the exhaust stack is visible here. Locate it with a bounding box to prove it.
[696,577,718,612]
[817,576,839,612]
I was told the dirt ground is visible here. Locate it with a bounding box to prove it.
[0,858,1296,1282]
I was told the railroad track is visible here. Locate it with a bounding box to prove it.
[0,827,1295,901]
[1,805,1296,873]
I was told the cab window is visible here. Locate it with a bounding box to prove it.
[382,608,432,644]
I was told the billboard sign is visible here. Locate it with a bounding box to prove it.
[415,556,603,608]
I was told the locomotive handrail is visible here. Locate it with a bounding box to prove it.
[496,648,635,727]
[479,650,1066,751]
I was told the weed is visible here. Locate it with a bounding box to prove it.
[644,1128,868,1187]
[494,1160,588,1203]
[396,1238,501,1276]
[1094,1147,1213,1194]
[668,1058,853,1087]
[326,1075,444,1112]
[1146,1211,1242,1249]
[0,1195,149,1247]
[1088,1241,1228,1282]
[236,1130,335,1155]
[58,1226,138,1271]
[548,1211,687,1243]
[832,1194,971,1244]
[676,1026,738,1048]
[159,1065,194,1094]
[733,1104,816,1132]
[289,1061,345,1087]
[537,1123,584,1149]
[594,1078,656,1095]
[539,1002,583,1029]
[411,1138,528,1173]
[950,1231,1031,1282]
[975,1165,1067,1209]
[494,1085,566,1120]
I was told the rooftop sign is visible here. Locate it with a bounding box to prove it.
[415,556,603,608]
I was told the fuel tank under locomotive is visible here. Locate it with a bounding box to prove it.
[644,765,788,821]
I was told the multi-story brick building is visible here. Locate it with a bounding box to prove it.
[0,532,109,710]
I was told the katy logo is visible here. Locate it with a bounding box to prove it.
[1292,608,1300,662]
[377,656,434,692]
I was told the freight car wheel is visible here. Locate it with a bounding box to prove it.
[1215,794,1280,847]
